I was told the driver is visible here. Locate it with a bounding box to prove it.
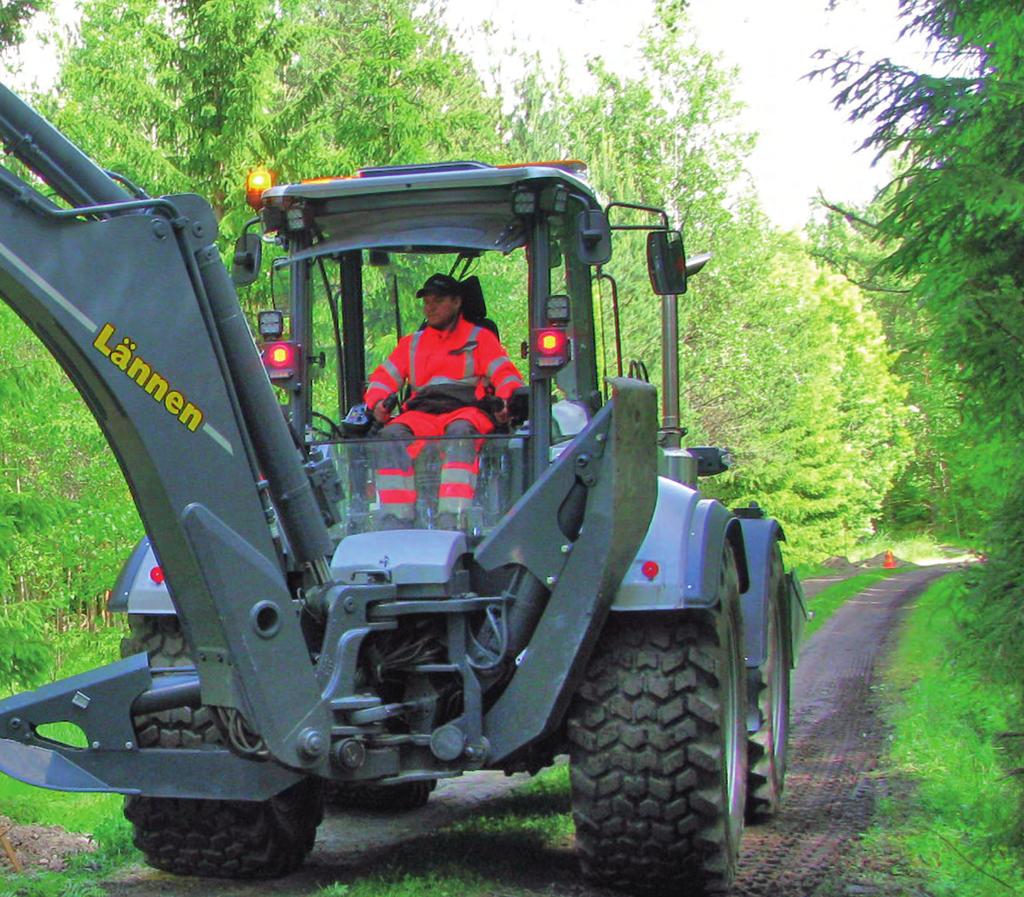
[363,273,524,530]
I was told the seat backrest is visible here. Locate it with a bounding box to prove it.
[459,276,499,338]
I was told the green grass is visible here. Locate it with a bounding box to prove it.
[308,765,574,897]
[0,776,134,897]
[0,622,127,836]
[0,764,574,897]
[0,622,139,896]
[867,572,1024,897]
[803,567,902,639]
[0,813,136,897]
[0,772,123,833]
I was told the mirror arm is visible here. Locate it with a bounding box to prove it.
[686,252,712,278]
[595,268,623,378]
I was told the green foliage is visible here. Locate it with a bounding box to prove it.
[808,194,991,537]
[875,572,1024,896]
[288,0,501,172]
[499,13,909,563]
[700,240,909,562]
[956,481,1024,695]
[0,600,52,687]
[821,0,1024,539]
[0,303,140,689]
[44,0,500,241]
[45,0,307,228]
[0,0,47,51]
[820,15,1024,881]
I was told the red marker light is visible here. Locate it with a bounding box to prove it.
[261,341,300,382]
[533,327,569,369]
[540,332,560,352]
[641,560,660,581]
[267,344,292,368]
[149,565,165,585]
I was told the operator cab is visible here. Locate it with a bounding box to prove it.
[240,161,609,543]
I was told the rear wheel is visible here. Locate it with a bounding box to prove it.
[124,779,323,879]
[326,779,437,812]
[120,614,323,879]
[120,615,220,749]
[746,544,791,821]
[566,544,748,895]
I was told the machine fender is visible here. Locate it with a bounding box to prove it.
[611,483,748,612]
[737,516,786,669]
[785,570,808,668]
[478,378,659,762]
[108,536,176,616]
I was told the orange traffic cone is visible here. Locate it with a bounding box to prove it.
[883,550,897,569]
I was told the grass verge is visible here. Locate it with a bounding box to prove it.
[804,567,902,639]
[868,572,1024,897]
[0,622,138,895]
[1,766,575,897]
[0,815,136,897]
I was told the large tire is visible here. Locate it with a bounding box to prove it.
[745,543,791,821]
[124,779,323,879]
[120,615,221,749]
[120,615,323,879]
[567,545,748,895]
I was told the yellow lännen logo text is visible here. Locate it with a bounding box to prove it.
[93,323,205,432]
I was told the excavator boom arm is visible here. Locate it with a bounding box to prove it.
[0,85,331,771]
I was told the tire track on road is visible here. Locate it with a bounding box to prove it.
[732,566,953,897]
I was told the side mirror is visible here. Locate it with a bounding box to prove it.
[647,230,691,295]
[232,232,263,286]
[575,209,612,266]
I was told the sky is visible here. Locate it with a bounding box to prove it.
[10,0,935,230]
[441,0,935,229]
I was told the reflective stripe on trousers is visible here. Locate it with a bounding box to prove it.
[374,414,487,521]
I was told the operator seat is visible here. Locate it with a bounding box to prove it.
[458,276,499,338]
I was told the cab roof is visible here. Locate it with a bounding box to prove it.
[263,161,603,260]
[262,160,601,208]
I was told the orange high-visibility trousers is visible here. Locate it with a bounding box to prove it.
[375,410,492,524]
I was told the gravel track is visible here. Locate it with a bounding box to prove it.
[732,565,951,897]
[96,566,952,897]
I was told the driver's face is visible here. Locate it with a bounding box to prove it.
[423,292,461,330]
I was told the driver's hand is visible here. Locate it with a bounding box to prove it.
[372,402,391,424]
[494,400,510,426]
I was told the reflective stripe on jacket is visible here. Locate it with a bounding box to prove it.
[364,316,523,411]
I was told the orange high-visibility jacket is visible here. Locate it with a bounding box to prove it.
[364,317,523,412]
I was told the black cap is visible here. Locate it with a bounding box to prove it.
[416,273,461,298]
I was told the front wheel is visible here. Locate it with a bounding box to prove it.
[125,778,323,879]
[121,614,323,878]
[567,544,748,895]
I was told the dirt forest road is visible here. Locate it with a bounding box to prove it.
[101,565,953,897]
